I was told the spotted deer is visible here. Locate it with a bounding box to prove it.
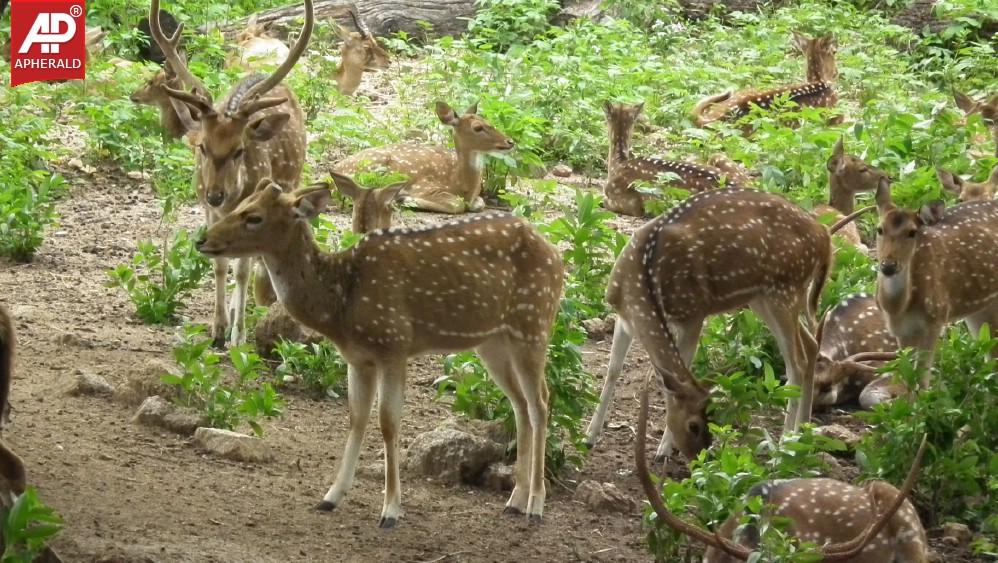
[875,180,998,386]
[334,10,390,96]
[636,379,930,562]
[938,164,998,203]
[693,32,838,129]
[0,305,25,497]
[954,89,998,157]
[225,14,291,71]
[327,172,406,233]
[129,61,200,142]
[814,293,901,409]
[815,137,890,252]
[585,189,841,461]
[148,0,313,347]
[334,102,514,214]
[196,181,563,526]
[602,101,746,217]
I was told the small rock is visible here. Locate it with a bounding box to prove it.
[131,396,204,436]
[551,164,573,178]
[814,424,861,449]
[574,480,636,514]
[941,522,972,548]
[459,418,512,447]
[56,332,93,349]
[254,302,324,360]
[582,316,614,340]
[194,427,274,463]
[64,370,114,397]
[113,359,179,406]
[479,463,515,492]
[126,170,149,181]
[404,428,503,485]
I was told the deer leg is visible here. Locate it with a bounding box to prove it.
[253,260,277,307]
[585,317,633,448]
[401,192,466,214]
[228,257,252,346]
[317,362,377,512]
[752,299,811,434]
[510,342,549,522]
[654,316,704,462]
[794,321,818,429]
[896,327,942,389]
[376,359,407,528]
[211,257,229,349]
[477,339,531,515]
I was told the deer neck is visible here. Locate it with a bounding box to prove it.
[335,63,363,95]
[452,138,485,204]
[827,174,854,214]
[606,122,631,175]
[877,257,918,319]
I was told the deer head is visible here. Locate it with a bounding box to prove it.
[227,14,290,70]
[437,101,515,157]
[328,172,406,233]
[791,31,837,83]
[130,62,200,141]
[148,0,314,209]
[875,179,931,280]
[954,89,998,125]
[826,137,889,214]
[603,100,643,169]
[334,11,389,95]
[938,165,998,203]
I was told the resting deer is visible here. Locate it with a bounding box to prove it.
[196,181,563,527]
[636,378,930,562]
[130,60,200,142]
[0,305,25,497]
[954,89,998,157]
[816,137,890,252]
[693,32,838,130]
[148,0,313,347]
[334,102,514,214]
[225,14,291,71]
[938,164,998,203]
[875,179,998,386]
[334,10,390,96]
[328,172,406,233]
[602,101,746,217]
[814,293,901,409]
[585,189,842,461]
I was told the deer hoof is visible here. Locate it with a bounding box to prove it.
[212,335,227,350]
[314,500,337,512]
[528,514,543,525]
[378,516,397,529]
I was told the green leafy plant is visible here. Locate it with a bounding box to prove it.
[0,488,62,563]
[274,340,349,398]
[468,0,559,51]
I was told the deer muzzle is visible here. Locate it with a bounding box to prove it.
[879,259,898,277]
[206,191,225,207]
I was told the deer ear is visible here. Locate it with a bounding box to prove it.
[330,172,362,200]
[464,101,479,116]
[293,188,332,220]
[918,200,946,226]
[953,89,977,114]
[602,100,613,117]
[987,165,998,186]
[791,30,811,54]
[375,182,407,205]
[435,101,459,126]
[246,112,291,141]
[820,34,836,49]
[875,176,893,215]
[827,137,844,170]
[936,168,962,194]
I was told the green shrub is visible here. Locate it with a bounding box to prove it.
[274,340,349,398]
[0,488,62,563]
[468,0,559,51]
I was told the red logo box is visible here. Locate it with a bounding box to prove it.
[10,0,86,86]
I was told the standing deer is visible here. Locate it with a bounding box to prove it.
[814,293,900,409]
[635,378,930,563]
[0,305,25,497]
[602,101,745,217]
[875,180,998,386]
[954,89,998,157]
[334,102,515,214]
[816,137,889,251]
[693,32,838,129]
[225,14,291,71]
[195,181,563,526]
[334,11,390,96]
[938,164,998,203]
[585,189,833,461]
[147,0,313,347]
[328,172,406,233]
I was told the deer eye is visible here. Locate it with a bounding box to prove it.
[876,227,884,235]
[473,125,484,133]
[907,229,917,238]
[232,148,245,160]
[198,144,207,155]
[245,215,263,226]
[688,421,701,436]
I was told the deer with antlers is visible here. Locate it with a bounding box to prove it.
[196,181,562,527]
[147,0,313,347]
[815,137,890,252]
[875,179,998,385]
[584,189,857,461]
[635,377,930,562]
[602,101,746,216]
[326,172,406,233]
[954,89,997,157]
[693,32,838,130]
[334,11,390,96]
[938,164,998,203]
[334,102,514,214]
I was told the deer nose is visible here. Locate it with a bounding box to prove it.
[879,259,898,276]
[505,139,515,149]
[206,192,225,207]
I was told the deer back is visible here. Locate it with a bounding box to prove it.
[938,165,998,203]
[334,144,454,193]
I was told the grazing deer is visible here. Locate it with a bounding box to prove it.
[334,102,515,214]
[130,61,200,142]
[148,0,313,347]
[225,14,291,71]
[635,379,930,563]
[814,293,899,409]
[334,10,390,96]
[0,305,25,497]
[196,181,563,526]
[938,164,998,203]
[815,137,889,252]
[954,89,998,157]
[875,179,998,386]
[602,101,745,217]
[585,189,836,461]
[327,172,406,233]
[693,32,838,130]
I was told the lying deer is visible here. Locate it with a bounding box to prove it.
[954,89,997,157]
[148,0,313,347]
[129,60,200,142]
[635,378,930,562]
[0,305,25,497]
[585,189,848,461]
[602,101,746,217]
[938,164,998,203]
[334,10,390,96]
[816,137,889,252]
[814,293,902,409]
[693,32,838,130]
[328,172,406,233]
[875,178,998,385]
[225,14,290,71]
[196,181,563,526]
[334,102,514,214]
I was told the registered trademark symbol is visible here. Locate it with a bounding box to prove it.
[70,5,83,17]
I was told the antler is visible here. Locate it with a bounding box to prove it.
[843,351,898,364]
[349,9,370,39]
[239,0,314,111]
[828,205,874,235]
[148,0,210,103]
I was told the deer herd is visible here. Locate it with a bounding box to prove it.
[2,1,997,558]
